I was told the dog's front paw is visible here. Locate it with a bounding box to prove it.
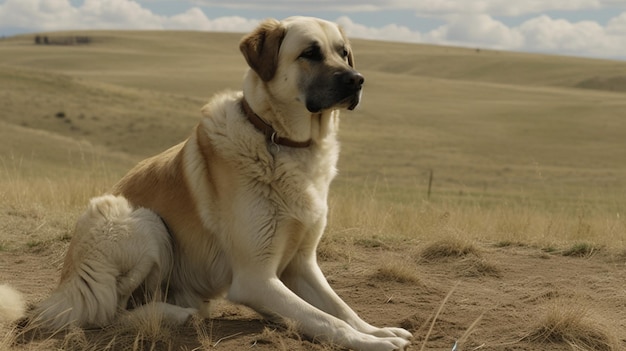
[360,335,410,351]
[387,336,411,350]
[372,326,413,340]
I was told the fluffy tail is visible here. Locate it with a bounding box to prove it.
[29,258,120,331]
[0,284,26,323]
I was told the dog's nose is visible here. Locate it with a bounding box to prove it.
[338,71,365,90]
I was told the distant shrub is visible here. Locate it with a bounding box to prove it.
[34,35,91,46]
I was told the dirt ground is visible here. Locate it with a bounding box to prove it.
[1,233,625,351]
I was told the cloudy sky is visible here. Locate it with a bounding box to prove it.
[1,0,625,60]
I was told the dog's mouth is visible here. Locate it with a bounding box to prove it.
[303,70,364,113]
[346,92,362,111]
[305,92,361,113]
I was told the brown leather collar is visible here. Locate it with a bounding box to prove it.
[241,97,312,149]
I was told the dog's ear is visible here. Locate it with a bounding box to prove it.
[338,26,355,68]
[240,19,286,82]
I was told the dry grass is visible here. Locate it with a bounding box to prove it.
[525,300,620,351]
[562,242,601,258]
[371,256,421,284]
[190,315,214,349]
[0,327,18,351]
[419,238,481,262]
[328,191,626,254]
[417,238,501,277]
[454,256,501,278]
[118,305,177,349]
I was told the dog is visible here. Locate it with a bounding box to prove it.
[14,16,412,351]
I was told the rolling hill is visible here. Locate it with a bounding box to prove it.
[1,30,625,211]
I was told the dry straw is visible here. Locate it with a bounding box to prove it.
[524,300,619,351]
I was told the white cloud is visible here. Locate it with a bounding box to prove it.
[433,14,524,49]
[186,0,626,16]
[340,11,626,59]
[401,0,605,17]
[80,0,163,29]
[1,0,625,59]
[164,8,258,31]
[518,15,626,57]
[186,0,382,12]
[607,12,626,34]
[336,16,421,43]
[520,16,602,51]
[0,0,258,31]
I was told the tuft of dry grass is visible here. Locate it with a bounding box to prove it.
[59,327,90,351]
[372,257,421,284]
[525,300,620,351]
[419,238,481,262]
[118,305,175,348]
[190,314,214,349]
[562,242,600,258]
[0,327,18,351]
[454,256,502,278]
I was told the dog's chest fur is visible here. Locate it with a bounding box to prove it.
[194,92,340,273]
[199,92,339,224]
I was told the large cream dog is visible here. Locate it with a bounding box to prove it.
[22,17,412,351]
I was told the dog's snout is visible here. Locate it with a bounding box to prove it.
[338,71,364,90]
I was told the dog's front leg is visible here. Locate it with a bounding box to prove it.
[281,253,414,341]
[228,272,409,351]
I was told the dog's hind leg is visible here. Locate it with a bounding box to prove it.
[120,302,197,328]
[30,195,174,331]
[114,207,174,308]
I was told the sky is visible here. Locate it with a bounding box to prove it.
[1,0,625,60]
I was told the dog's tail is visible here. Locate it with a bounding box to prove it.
[0,284,26,324]
[29,258,120,331]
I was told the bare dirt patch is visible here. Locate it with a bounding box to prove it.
[2,235,625,351]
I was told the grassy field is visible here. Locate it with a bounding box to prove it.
[1,30,626,350]
[2,31,626,210]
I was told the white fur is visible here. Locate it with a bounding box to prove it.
[0,285,25,322]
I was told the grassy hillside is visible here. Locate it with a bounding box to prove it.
[1,30,625,212]
[2,30,626,351]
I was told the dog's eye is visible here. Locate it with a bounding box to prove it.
[299,45,323,61]
[341,48,349,58]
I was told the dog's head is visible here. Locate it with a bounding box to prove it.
[240,16,364,113]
